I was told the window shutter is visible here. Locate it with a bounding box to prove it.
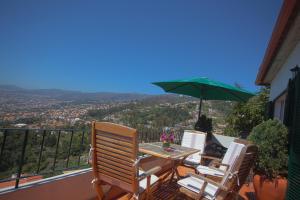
[291,73,300,154]
[284,79,295,149]
[287,72,300,200]
[287,157,300,200]
[284,79,295,127]
[266,101,275,119]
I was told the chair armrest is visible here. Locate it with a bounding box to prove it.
[218,163,230,171]
[201,155,222,162]
[143,166,162,176]
[91,178,100,188]
[209,166,226,174]
[138,166,162,180]
[187,173,229,192]
[181,153,205,165]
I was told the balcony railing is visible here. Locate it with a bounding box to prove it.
[0,128,229,190]
[0,128,92,189]
[0,128,182,189]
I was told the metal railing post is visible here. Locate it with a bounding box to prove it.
[78,130,85,166]
[15,129,29,188]
[37,130,46,174]
[66,130,74,168]
[0,130,8,161]
[52,130,61,171]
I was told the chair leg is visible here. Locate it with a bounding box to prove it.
[233,192,239,200]
[92,179,106,200]
[129,194,137,200]
[95,186,105,200]
[175,167,181,180]
[147,192,153,200]
[194,168,198,174]
[146,176,151,200]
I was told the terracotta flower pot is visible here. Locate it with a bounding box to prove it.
[253,174,287,200]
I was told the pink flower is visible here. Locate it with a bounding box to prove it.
[160,132,167,142]
[169,132,175,143]
[160,130,175,143]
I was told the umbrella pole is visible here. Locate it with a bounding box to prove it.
[198,98,203,120]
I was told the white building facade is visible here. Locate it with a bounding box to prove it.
[256,1,300,199]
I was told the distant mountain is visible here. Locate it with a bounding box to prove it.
[0,85,25,91]
[0,85,155,103]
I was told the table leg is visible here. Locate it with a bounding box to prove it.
[169,159,182,184]
[175,167,181,179]
[169,168,176,184]
[160,170,173,183]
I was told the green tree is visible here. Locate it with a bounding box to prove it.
[224,87,269,138]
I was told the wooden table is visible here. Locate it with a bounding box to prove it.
[139,142,200,182]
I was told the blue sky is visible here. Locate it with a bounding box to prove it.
[0,0,282,94]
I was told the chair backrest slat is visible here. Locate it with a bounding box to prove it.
[92,122,138,194]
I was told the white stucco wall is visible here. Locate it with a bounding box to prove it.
[270,42,300,100]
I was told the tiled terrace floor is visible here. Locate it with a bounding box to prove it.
[102,160,256,200]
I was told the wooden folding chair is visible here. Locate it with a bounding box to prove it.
[91,122,161,200]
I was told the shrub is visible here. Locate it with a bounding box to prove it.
[224,87,269,138]
[248,119,288,179]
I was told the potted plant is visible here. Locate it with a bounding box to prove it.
[248,119,288,200]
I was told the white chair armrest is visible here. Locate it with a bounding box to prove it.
[187,173,229,192]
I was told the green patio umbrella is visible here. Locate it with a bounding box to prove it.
[152,77,255,120]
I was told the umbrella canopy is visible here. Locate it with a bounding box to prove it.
[152,77,255,102]
[153,77,255,123]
